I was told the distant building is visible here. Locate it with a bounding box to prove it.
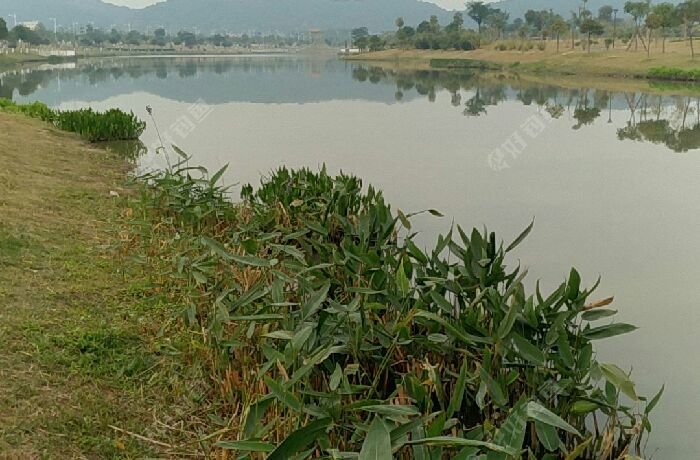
[19,21,41,31]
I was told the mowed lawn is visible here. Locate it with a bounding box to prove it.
[0,112,197,458]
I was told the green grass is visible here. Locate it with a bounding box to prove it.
[0,111,202,457]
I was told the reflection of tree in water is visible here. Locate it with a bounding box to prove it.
[572,89,602,130]
[617,96,700,152]
[350,66,700,154]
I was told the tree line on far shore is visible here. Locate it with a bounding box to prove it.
[351,0,700,57]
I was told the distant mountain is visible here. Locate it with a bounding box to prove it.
[4,0,131,28]
[491,0,685,20]
[5,0,451,33]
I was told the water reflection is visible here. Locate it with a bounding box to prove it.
[350,65,700,153]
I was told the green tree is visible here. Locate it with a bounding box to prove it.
[645,12,663,56]
[467,1,494,46]
[580,18,605,52]
[368,35,385,52]
[10,25,46,46]
[652,3,679,53]
[0,18,8,41]
[525,9,554,40]
[598,5,614,22]
[351,27,369,47]
[395,17,404,30]
[429,15,441,33]
[486,9,509,39]
[416,20,431,34]
[125,30,143,46]
[624,1,651,50]
[550,16,570,52]
[445,12,465,33]
[678,0,700,58]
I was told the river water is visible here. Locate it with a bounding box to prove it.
[4,55,698,458]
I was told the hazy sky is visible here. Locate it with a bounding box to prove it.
[103,0,477,11]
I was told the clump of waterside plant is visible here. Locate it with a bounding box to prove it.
[129,156,663,458]
[0,98,145,142]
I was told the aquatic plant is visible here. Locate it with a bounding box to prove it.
[129,159,662,458]
[0,98,145,142]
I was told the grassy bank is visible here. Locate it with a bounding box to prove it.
[0,53,48,69]
[0,112,202,457]
[1,106,662,457]
[345,39,700,80]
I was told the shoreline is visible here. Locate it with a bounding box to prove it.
[343,44,700,82]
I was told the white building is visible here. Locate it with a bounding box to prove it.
[19,21,41,31]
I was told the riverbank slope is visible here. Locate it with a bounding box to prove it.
[0,112,192,457]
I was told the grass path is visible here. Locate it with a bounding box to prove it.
[0,112,195,458]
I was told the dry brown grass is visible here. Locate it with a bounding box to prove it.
[345,38,700,78]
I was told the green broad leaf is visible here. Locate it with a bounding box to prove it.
[599,363,638,401]
[396,260,411,297]
[511,333,545,366]
[263,331,295,340]
[267,418,333,460]
[302,283,330,320]
[415,310,491,345]
[408,436,516,455]
[571,400,599,415]
[428,209,444,217]
[427,333,449,344]
[526,401,581,437]
[229,252,277,268]
[497,301,519,340]
[329,364,343,391]
[645,385,665,415]
[567,268,581,301]
[230,314,284,321]
[359,404,420,419]
[447,359,469,419]
[487,399,528,460]
[201,236,232,260]
[359,418,392,460]
[583,323,638,340]
[291,324,314,352]
[479,367,507,408]
[556,333,574,369]
[215,440,275,452]
[243,397,274,438]
[209,164,229,185]
[429,291,455,314]
[534,420,560,452]
[397,209,412,230]
[390,414,439,449]
[406,240,428,264]
[264,376,302,412]
[581,309,618,321]
[506,219,534,253]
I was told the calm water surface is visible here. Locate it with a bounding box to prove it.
[5,56,699,458]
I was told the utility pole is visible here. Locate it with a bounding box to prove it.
[612,9,618,48]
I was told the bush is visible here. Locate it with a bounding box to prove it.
[132,162,663,458]
[0,98,145,142]
[536,42,546,51]
[648,66,700,81]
